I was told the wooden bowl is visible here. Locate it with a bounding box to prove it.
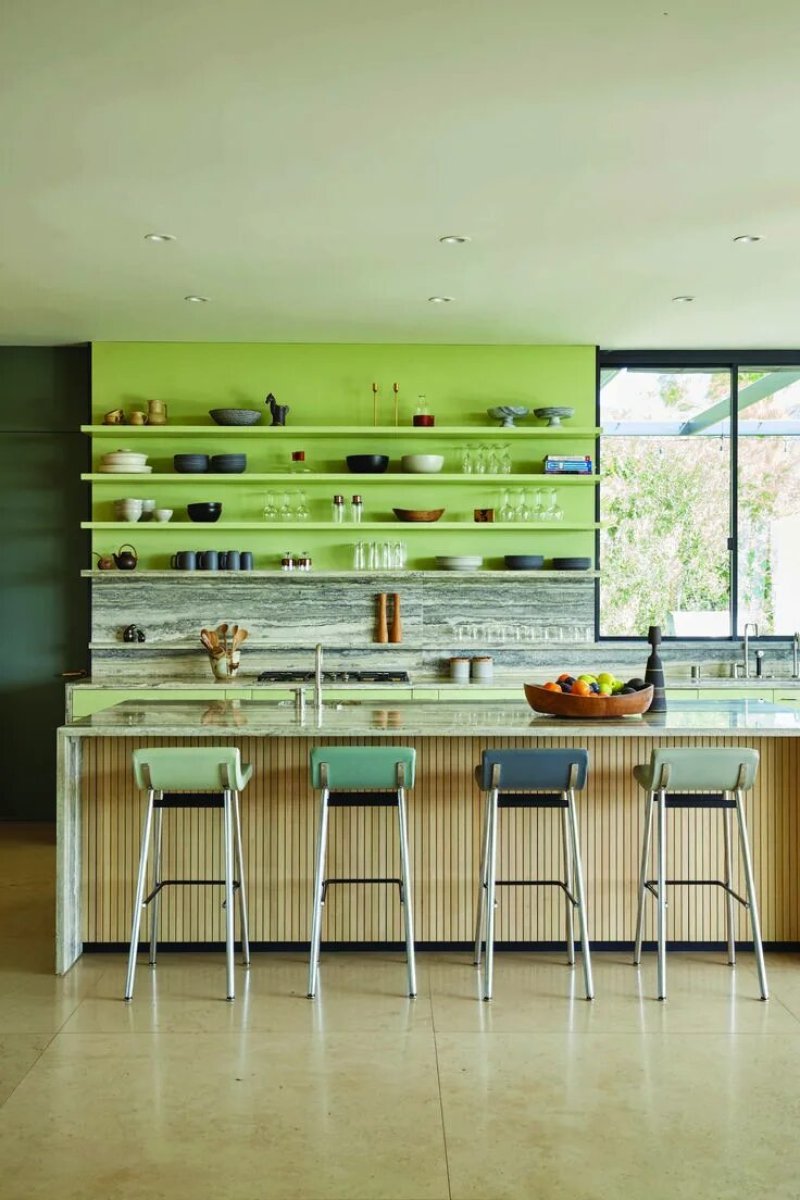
[523,683,654,718]
[393,507,445,523]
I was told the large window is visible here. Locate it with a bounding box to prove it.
[599,354,800,639]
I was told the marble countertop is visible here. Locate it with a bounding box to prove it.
[60,698,800,739]
[68,675,800,691]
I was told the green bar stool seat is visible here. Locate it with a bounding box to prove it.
[125,747,252,1002]
[632,746,768,1001]
[307,746,416,998]
[474,748,594,1002]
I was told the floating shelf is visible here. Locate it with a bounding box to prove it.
[82,472,601,484]
[81,569,600,579]
[82,520,602,531]
[82,424,601,439]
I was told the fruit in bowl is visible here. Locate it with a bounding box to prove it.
[525,673,654,718]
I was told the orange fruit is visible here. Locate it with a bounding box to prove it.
[571,680,591,696]
[543,681,562,692]
[557,673,572,683]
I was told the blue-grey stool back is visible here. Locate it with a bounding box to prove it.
[307,746,417,999]
[632,746,767,1001]
[125,746,252,1002]
[474,747,593,1002]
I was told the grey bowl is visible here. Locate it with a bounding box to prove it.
[504,555,544,570]
[210,454,247,473]
[187,502,222,523]
[174,454,209,473]
[209,408,262,426]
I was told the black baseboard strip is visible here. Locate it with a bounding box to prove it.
[83,940,800,954]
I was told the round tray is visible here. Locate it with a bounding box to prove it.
[523,683,654,718]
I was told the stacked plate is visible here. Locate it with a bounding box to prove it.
[99,449,151,473]
[174,453,209,473]
[436,555,483,571]
[552,556,591,570]
[210,453,247,473]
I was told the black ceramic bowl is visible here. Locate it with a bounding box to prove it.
[187,502,222,523]
[551,556,592,570]
[174,454,209,474]
[210,454,247,474]
[346,454,390,473]
[504,555,544,570]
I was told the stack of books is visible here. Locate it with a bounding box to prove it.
[543,455,594,475]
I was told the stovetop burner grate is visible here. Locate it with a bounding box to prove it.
[256,669,411,685]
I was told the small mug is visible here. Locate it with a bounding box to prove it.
[224,550,241,571]
[240,551,254,570]
[171,551,197,570]
[103,408,125,425]
[198,550,219,570]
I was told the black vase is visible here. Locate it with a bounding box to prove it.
[644,625,667,712]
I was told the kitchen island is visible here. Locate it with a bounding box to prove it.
[56,698,800,972]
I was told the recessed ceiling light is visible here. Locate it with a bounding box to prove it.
[439,235,471,244]
[184,294,209,303]
[144,233,175,242]
[672,295,695,303]
[428,295,453,303]
[733,234,762,244]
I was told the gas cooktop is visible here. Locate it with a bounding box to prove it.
[256,669,411,685]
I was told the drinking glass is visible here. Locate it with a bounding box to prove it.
[392,540,406,568]
[380,541,392,570]
[473,443,487,474]
[352,541,366,570]
[498,489,513,522]
[279,490,293,521]
[295,490,310,520]
[263,491,277,520]
[461,446,474,474]
[498,444,512,474]
[368,541,379,570]
[484,443,499,474]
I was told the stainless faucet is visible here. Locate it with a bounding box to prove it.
[314,644,323,714]
[792,632,800,679]
[743,622,759,679]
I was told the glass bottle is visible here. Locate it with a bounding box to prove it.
[332,494,345,523]
[350,494,363,523]
[290,450,309,473]
[413,395,434,427]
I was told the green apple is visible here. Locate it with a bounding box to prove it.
[578,674,597,684]
[611,679,624,694]
[598,682,613,695]
[597,672,615,686]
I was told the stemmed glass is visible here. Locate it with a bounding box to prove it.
[473,443,488,474]
[498,444,512,474]
[279,491,293,521]
[498,489,513,522]
[263,491,277,521]
[295,490,310,521]
[461,446,474,474]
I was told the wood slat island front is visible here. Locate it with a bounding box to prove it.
[56,699,800,973]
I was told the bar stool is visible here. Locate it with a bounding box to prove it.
[632,747,768,1001]
[474,748,593,1002]
[124,747,251,1002]
[307,746,416,998]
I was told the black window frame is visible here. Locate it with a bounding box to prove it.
[596,348,800,643]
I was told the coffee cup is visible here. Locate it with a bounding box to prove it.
[198,550,219,570]
[224,550,241,571]
[240,551,254,570]
[153,508,173,522]
[171,551,197,570]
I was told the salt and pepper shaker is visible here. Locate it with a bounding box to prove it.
[350,494,363,523]
[332,494,345,523]
[389,593,402,643]
[375,593,389,643]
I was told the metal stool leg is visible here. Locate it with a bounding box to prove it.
[567,789,594,1000]
[722,806,736,966]
[482,787,499,1001]
[222,789,236,1001]
[307,788,330,998]
[233,791,250,967]
[473,790,491,967]
[124,790,155,1001]
[396,785,417,998]
[656,788,668,1001]
[633,792,655,965]
[148,806,164,966]
[561,805,575,966]
[734,788,769,1000]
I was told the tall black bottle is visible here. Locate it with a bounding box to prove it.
[644,625,667,712]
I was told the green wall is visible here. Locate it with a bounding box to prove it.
[92,343,595,426]
[90,343,598,572]
[0,346,90,820]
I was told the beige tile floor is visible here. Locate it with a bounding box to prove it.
[1,823,800,1199]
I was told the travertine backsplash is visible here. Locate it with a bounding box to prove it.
[88,573,796,682]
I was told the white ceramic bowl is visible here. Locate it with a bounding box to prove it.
[153,508,173,522]
[436,555,483,571]
[101,450,148,467]
[401,454,445,473]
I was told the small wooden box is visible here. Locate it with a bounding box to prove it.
[473,508,495,523]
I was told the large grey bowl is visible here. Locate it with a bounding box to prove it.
[209,408,263,426]
[488,406,529,428]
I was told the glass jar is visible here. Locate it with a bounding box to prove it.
[413,395,434,427]
[332,494,345,523]
[350,494,363,523]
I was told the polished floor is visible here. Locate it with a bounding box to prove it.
[1,824,800,1200]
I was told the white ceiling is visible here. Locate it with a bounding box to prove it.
[3,0,800,347]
